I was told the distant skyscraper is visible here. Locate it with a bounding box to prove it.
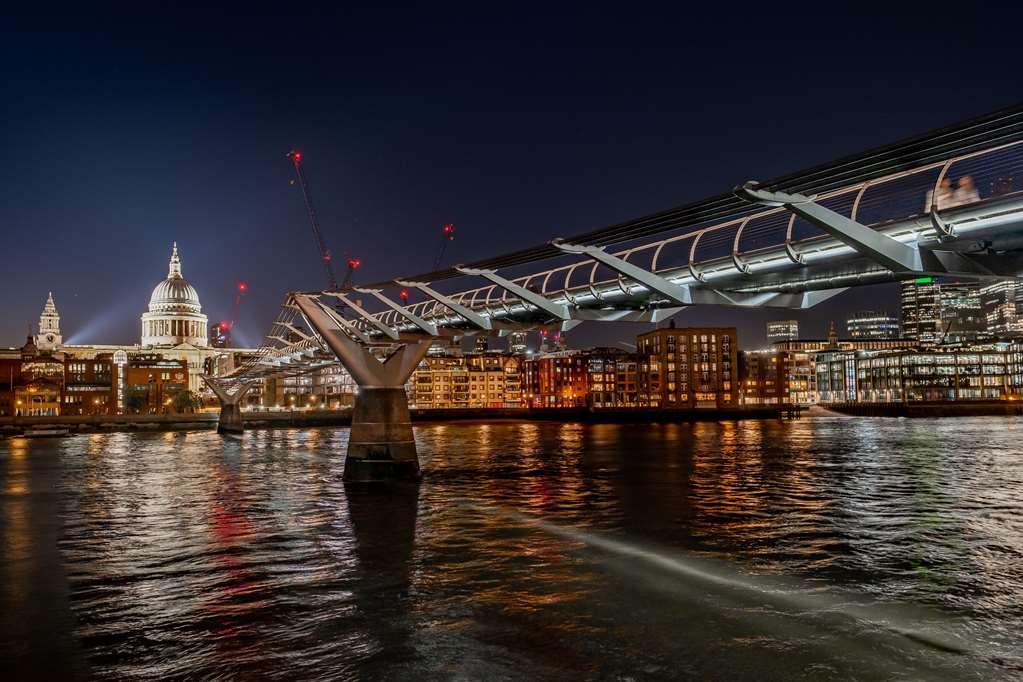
[979,279,1023,337]
[538,329,552,354]
[846,310,899,339]
[766,320,799,343]
[900,278,942,344]
[508,331,527,355]
[209,323,231,348]
[939,282,985,344]
[35,291,62,351]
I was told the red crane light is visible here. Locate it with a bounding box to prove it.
[290,151,303,163]
[237,282,248,292]
[442,223,455,238]
[347,258,361,270]
[399,289,410,301]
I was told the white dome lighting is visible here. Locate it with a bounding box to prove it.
[141,243,209,347]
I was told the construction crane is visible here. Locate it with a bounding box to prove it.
[342,257,361,289]
[287,150,341,291]
[211,281,248,347]
[434,223,455,269]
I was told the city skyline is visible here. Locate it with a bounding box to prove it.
[4,9,1022,347]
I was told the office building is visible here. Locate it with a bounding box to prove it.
[979,279,1023,337]
[900,277,942,344]
[846,311,900,339]
[766,320,799,343]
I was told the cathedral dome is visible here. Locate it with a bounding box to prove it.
[149,278,201,313]
[141,243,209,347]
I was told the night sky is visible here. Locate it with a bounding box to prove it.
[3,8,1021,350]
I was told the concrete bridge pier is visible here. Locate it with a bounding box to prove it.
[204,378,255,436]
[293,295,432,481]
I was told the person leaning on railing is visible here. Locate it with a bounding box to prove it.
[925,177,954,211]
[925,175,980,211]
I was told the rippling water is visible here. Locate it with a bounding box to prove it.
[2,416,1022,679]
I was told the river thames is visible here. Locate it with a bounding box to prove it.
[2,416,1022,679]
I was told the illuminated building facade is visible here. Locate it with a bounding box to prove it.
[141,243,209,348]
[523,350,589,408]
[939,283,986,344]
[121,354,189,413]
[739,349,814,405]
[637,325,738,408]
[14,336,64,416]
[846,310,900,339]
[815,344,1023,403]
[766,320,799,343]
[507,331,528,356]
[411,353,523,408]
[901,277,943,344]
[979,279,1023,337]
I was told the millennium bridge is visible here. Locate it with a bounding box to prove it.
[206,103,1023,480]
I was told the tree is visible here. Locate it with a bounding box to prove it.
[171,390,203,413]
[125,393,148,415]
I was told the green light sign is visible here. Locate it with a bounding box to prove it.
[914,277,933,284]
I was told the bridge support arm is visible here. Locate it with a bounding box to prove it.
[735,182,923,273]
[354,287,439,335]
[395,280,493,330]
[552,241,693,304]
[328,293,400,340]
[456,267,570,320]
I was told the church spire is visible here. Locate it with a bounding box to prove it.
[168,242,182,278]
[36,290,61,350]
[43,291,57,315]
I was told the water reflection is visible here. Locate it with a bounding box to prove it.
[0,418,1021,678]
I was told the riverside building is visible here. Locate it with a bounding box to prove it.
[738,349,815,405]
[815,343,1023,403]
[522,348,637,408]
[637,324,738,408]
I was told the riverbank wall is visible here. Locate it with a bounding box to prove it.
[823,401,1023,417]
[0,405,791,436]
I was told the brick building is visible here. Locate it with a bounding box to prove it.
[637,324,738,408]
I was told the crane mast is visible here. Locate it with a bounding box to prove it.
[287,150,340,291]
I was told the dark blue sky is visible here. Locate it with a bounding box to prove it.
[3,8,1021,349]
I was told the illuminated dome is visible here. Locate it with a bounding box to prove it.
[141,243,209,347]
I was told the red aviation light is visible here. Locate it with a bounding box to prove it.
[442,223,455,238]
[347,258,362,270]
[399,289,410,302]
[237,282,248,292]
[289,150,303,164]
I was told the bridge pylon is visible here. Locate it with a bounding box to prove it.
[293,294,432,481]
[203,377,256,436]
